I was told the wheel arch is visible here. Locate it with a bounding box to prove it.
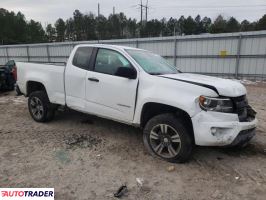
[140,102,195,144]
[26,81,47,97]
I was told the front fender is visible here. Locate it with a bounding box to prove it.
[133,74,218,124]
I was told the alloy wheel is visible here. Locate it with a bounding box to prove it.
[149,124,181,158]
[30,97,44,120]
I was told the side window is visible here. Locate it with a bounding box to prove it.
[94,48,132,76]
[72,47,93,69]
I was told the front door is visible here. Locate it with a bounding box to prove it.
[85,48,138,122]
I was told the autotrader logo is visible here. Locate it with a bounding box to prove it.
[0,188,54,199]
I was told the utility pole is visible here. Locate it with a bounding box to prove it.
[139,0,148,25]
[145,0,148,22]
[97,3,100,42]
[98,3,100,17]
[113,6,115,15]
[140,0,143,24]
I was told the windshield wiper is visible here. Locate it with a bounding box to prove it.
[149,72,163,75]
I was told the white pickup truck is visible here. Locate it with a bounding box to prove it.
[16,44,257,163]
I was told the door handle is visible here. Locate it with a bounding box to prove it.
[88,77,99,82]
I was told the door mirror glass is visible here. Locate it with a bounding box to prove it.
[115,67,137,79]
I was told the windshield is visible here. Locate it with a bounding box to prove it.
[126,49,178,75]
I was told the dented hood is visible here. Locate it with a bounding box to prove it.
[160,73,246,97]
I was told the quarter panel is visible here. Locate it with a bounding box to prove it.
[17,62,65,105]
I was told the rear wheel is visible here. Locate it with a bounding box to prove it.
[28,91,55,122]
[143,113,193,163]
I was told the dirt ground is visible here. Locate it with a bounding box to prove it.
[0,83,266,200]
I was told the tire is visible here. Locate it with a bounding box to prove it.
[143,113,193,163]
[15,84,22,96]
[28,91,55,122]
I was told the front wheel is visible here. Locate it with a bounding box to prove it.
[143,113,193,163]
[28,91,55,122]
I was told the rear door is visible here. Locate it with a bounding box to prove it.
[85,48,139,122]
[65,47,93,111]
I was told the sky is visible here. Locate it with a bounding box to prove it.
[1,0,266,26]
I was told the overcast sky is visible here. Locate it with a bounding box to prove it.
[2,0,266,26]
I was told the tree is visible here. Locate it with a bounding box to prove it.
[160,18,169,36]
[0,9,28,44]
[202,17,212,33]
[55,18,66,42]
[83,13,97,40]
[2,7,266,45]
[195,15,204,34]
[177,16,186,35]
[240,20,255,32]
[108,14,122,38]
[14,12,27,43]
[256,14,266,30]
[65,18,75,41]
[127,18,138,38]
[225,17,240,32]
[73,10,84,40]
[46,24,56,42]
[96,15,108,40]
[210,15,227,33]
[183,16,197,35]
[119,13,127,38]
[140,19,162,37]
[26,20,46,43]
[167,17,178,36]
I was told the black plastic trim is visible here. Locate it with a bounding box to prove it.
[88,47,98,71]
[229,128,256,146]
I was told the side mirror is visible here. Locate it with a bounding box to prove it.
[115,67,137,79]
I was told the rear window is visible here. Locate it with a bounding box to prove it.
[72,47,93,69]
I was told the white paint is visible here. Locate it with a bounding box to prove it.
[16,44,258,146]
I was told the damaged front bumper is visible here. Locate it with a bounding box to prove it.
[192,108,258,146]
[229,128,256,147]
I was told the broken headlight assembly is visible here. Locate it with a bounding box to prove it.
[199,95,233,113]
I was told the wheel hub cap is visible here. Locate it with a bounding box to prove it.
[30,97,44,120]
[149,124,182,159]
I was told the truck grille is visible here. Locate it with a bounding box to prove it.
[231,95,255,122]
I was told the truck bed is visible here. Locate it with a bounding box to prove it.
[16,62,66,105]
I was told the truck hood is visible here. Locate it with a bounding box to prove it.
[160,73,246,97]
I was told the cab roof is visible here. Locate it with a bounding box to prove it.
[76,43,142,51]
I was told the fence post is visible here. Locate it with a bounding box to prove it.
[5,47,9,62]
[46,45,51,62]
[26,46,30,62]
[136,39,139,48]
[174,37,177,66]
[235,34,242,79]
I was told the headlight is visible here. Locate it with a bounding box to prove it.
[199,95,233,113]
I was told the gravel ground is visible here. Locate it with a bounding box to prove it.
[0,83,266,200]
